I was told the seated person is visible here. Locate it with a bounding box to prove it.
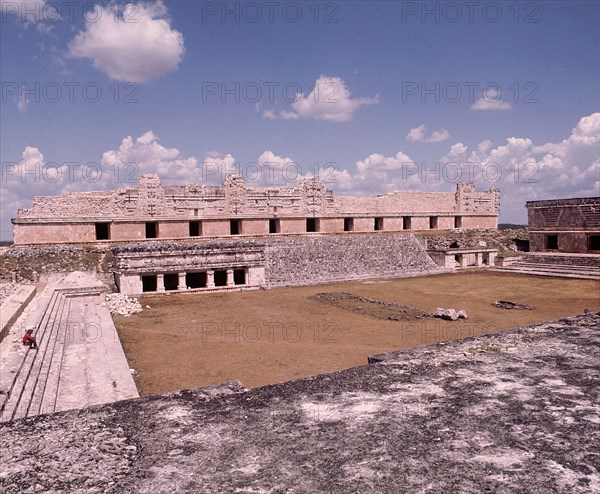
[22,329,38,349]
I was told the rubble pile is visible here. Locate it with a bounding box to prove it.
[426,228,529,255]
[493,300,534,310]
[0,245,113,282]
[434,308,468,321]
[0,283,15,306]
[105,293,143,317]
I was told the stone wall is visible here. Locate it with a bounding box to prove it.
[526,197,600,253]
[0,246,114,283]
[12,174,500,244]
[263,234,442,288]
[110,234,445,294]
[527,197,600,230]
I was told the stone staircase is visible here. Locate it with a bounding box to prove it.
[497,253,600,280]
[0,274,138,422]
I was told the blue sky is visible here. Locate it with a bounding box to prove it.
[1,0,599,239]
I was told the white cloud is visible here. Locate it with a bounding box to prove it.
[200,151,238,185]
[406,124,450,143]
[3,114,598,239]
[16,84,28,112]
[255,150,299,185]
[67,1,184,83]
[0,146,67,239]
[264,75,378,122]
[471,87,512,111]
[101,131,199,184]
[434,113,600,222]
[321,150,425,195]
[323,113,599,224]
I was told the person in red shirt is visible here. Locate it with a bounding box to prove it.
[22,329,38,349]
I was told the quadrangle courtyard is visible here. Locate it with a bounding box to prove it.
[114,271,600,395]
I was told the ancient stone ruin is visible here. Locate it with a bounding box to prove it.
[12,174,500,245]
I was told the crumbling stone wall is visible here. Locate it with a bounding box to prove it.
[0,246,115,288]
[12,175,500,245]
[526,197,600,253]
[425,228,529,256]
[264,234,441,288]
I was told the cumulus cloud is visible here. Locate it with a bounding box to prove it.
[264,75,379,122]
[320,150,425,195]
[471,87,512,110]
[3,114,598,238]
[433,113,600,221]
[67,1,184,83]
[406,124,450,143]
[0,146,66,239]
[255,150,300,185]
[101,131,199,183]
[321,112,599,224]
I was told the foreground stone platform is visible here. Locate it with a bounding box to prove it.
[0,313,598,493]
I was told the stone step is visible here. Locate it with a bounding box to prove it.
[13,294,69,420]
[496,265,600,280]
[1,275,138,423]
[505,263,600,274]
[1,290,64,421]
[521,255,600,268]
[31,296,72,416]
[507,263,600,273]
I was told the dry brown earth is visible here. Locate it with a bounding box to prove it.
[114,271,600,395]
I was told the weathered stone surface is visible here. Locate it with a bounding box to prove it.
[425,227,529,255]
[1,313,598,493]
[16,175,498,220]
[12,175,500,244]
[264,234,442,288]
[0,245,114,285]
[526,196,600,253]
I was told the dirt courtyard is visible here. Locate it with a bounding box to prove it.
[113,271,600,396]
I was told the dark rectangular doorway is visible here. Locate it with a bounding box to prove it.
[95,222,110,240]
[189,221,201,237]
[145,222,158,238]
[164,274,179,291]
[269,218,280,234]
[230,220,241,235]
[214,270,227,287]
[186,272,207,289]
[142,275,157,292]
[233,269,246,285]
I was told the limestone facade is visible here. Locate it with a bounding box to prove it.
[526,197,600,253]
[427,247,498,269]
[13,175,499,245]
[113,234,445,295]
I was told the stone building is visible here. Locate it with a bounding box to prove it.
[12,174,499,245]
[112,235,446,295]
[526,197,600,253]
